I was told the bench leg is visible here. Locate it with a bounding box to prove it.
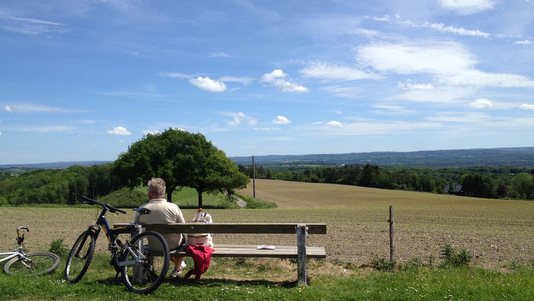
[297,224,307,286]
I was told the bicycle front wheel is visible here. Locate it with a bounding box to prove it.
[121,231,170,294]
[4,252,60,276]
[65,230,96,283]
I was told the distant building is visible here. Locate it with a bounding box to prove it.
[444,184,462,193]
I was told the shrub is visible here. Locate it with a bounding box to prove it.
[234,193,277,209]
[440,244,473,267]
[48,238,69,258]
[366,254,396,272]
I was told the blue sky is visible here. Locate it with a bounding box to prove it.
[1,0,533,164]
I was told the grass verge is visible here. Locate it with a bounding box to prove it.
[2,254,534,300]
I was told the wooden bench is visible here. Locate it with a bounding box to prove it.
[117,223,327,286]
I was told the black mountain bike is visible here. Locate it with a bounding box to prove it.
[64,196,170,294]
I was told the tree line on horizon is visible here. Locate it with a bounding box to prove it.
[1,128,533,205]
[238,164,534,200]
[1,162,533,206]
[0,129,249,206]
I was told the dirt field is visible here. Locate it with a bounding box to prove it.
[1,179,534,270]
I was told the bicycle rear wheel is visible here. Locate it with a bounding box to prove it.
[4,252,60,276]
[65,230,96,283]
[121,231,170,294]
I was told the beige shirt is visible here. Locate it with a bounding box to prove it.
[135,199,185,249]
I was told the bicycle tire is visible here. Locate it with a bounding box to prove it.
[65,230,96,283]
[4,252,60,276]
[121,231,170,294]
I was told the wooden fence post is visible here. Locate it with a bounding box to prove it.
[297,224,307,286]
[389,205,395,261]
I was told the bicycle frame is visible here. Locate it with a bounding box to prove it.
[82,197,138,251]
[1,227,31,265]
[0,251,22,264]
[78,196,148,274]
[66,196,170,294]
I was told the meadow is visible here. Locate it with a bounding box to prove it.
[2,179,534,268]
[1,179,534,300]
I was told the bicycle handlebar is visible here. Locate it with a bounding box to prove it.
[17,226,29,232]
[81,196,127,214]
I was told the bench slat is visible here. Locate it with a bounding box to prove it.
[137,223,327,234]
[169,244,326,258]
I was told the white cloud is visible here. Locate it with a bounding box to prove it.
[161,72,251,87]
[159,72,191,79]
[398,81,434,90]
[326,121,343,128]
[321,86,363,98]
[272,115,290,125]
[380,16,491,37]
[21,125,75,133]
[372,105,415,115]
[445,69,534,88]
[423,22,490,37]
[233,112,245,125]
[1,14,69,36]
[222,112,258,127]
[4,103,83,113]
[358,41,476,76]
[391,86,474,104]
[470,98,493,109]
[261,69,309,92]
[520,104,534,110]
[514,40,534,45]
[358,41,534,88]
[300,61,380,81]
[218,76,254,85]
[312,119,441,135]
[438,0,495,14]
[142,129,160,135]
[107,126,132,136]
[209,52,233,58]
[253,127,282,131]
[190,76,226,92]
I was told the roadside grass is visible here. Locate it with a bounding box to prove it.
[2,255,534,300]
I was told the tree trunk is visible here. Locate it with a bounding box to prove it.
[197,188,203,208]
[167,188,173,203]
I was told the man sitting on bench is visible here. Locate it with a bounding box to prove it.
[134,177,186,278]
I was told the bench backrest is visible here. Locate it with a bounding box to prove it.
[139,223,327,235]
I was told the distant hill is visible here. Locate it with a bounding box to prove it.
[1,147,533,170]
[230,147,534,168]
[0,161,112,169]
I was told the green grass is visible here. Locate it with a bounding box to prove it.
[2,256,534,300]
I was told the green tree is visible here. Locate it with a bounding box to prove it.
[461,173,496,198]
[418,175,436,192]
[112,128,249,207]
[510,172,534,199]
[359,164,381,187]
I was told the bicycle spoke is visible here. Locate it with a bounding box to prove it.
[4,253,60,276]
[65,231,95,283]
[121,232,169,294]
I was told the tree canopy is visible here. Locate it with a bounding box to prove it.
[111,128,249,207]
